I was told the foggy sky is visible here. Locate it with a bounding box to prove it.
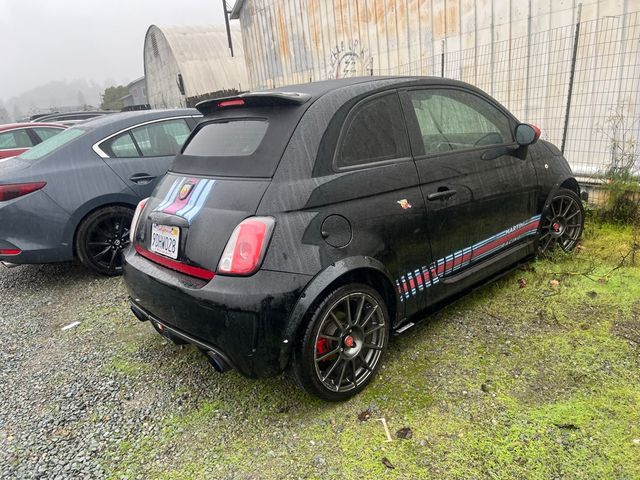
[0,0,227,101]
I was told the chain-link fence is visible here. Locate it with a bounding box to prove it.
[375,8,640,180]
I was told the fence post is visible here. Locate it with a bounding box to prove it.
[561,3,582,155]
[441,40,445,77]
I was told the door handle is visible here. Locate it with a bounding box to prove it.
[427,189,457,201]
[129,173,156,184]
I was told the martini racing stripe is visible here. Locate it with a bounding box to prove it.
[151,177,216,225]
[155,178,182,212]
[175,180,208,217]
[183,180,215,223]
[397,215,541,301]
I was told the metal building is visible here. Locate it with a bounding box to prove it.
[230,0,640,177]
[121,77,148,109]
[143,24,249,108]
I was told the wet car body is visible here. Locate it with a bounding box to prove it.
[124,77,582,399]
[0,109,200,273]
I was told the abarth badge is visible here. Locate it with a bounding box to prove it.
[178,182,194,200]
[397,199,412,210]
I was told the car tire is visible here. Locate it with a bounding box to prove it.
[292,283,390,401]
[76,205,134,276]
[538,188,584,254]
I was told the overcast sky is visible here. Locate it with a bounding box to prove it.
[0,0,226,101]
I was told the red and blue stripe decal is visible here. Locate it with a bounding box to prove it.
[154,177,216,224]
[396,215,541,301]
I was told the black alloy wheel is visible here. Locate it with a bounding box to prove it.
[294,284,389,401]
[538,188,584,254]
[76,206,134,276]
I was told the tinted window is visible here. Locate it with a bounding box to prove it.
[0,129,33,149]
[19,128,85,160]
[183,120,268,157]
[32,127,64,142]
[131,119,191,156]
[102,118,192,158]
[409,89,512,155]
[110,133,139,158]
[337,92,410,168]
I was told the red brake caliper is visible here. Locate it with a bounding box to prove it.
[316,338,330,356]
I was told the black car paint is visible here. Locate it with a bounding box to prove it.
[124,77,579,379]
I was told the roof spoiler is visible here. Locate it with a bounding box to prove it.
[196,91,312,115]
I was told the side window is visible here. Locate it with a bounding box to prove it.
[32,127,64,143]
[337,92,410,168]
[99,118,192,158]
[130,119,191,157]
[108,133,140,158]
[0,129,34,149]
[408,89,512,155]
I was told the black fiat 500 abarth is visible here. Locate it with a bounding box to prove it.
[124,77,584,401]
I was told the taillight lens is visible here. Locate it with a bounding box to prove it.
[0,182,46,202]
[218,217,275,276]
[130,198,149,243]
[218,98,245,108]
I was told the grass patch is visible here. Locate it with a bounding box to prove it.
[101,223,640,479]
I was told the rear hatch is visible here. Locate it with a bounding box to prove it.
[132,93,312,278]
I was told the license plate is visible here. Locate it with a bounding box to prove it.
[150,224,180,259]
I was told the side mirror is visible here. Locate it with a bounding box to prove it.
[515,123,541,146]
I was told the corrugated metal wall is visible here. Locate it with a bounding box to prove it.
[235,0,640,176]
[236,0,636,89]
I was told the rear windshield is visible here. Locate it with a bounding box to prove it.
[182,119,268,157]
[171,106,306,178]
[19,127,85,160]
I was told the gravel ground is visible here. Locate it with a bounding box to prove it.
[1,223,638,479]
[0,263,161,479]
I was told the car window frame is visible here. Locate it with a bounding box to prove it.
[332,89,413,172]
[399,86,518,160]
[92,116,197,159]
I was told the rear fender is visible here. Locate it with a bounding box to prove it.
[278,256,400,370]
[64,193,139,252]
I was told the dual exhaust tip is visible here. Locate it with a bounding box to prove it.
[129,302,231,373]
[203,350,230,373]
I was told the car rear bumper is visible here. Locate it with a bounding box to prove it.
[123,247,312,378]
[0,190,73,264]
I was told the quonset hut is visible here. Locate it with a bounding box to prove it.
[143,24,249,108]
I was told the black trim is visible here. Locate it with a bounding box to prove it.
[129,298,236,370]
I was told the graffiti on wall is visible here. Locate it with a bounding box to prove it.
[327,39,373,79]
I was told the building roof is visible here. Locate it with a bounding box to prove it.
[127,76,145,87]
[145,24,248,98]
[229,0,245,19]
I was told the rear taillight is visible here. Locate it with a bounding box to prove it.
[0,249,20,255]
[0,182,46,202]
[218,217,275,276]
[130,198,149,243]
